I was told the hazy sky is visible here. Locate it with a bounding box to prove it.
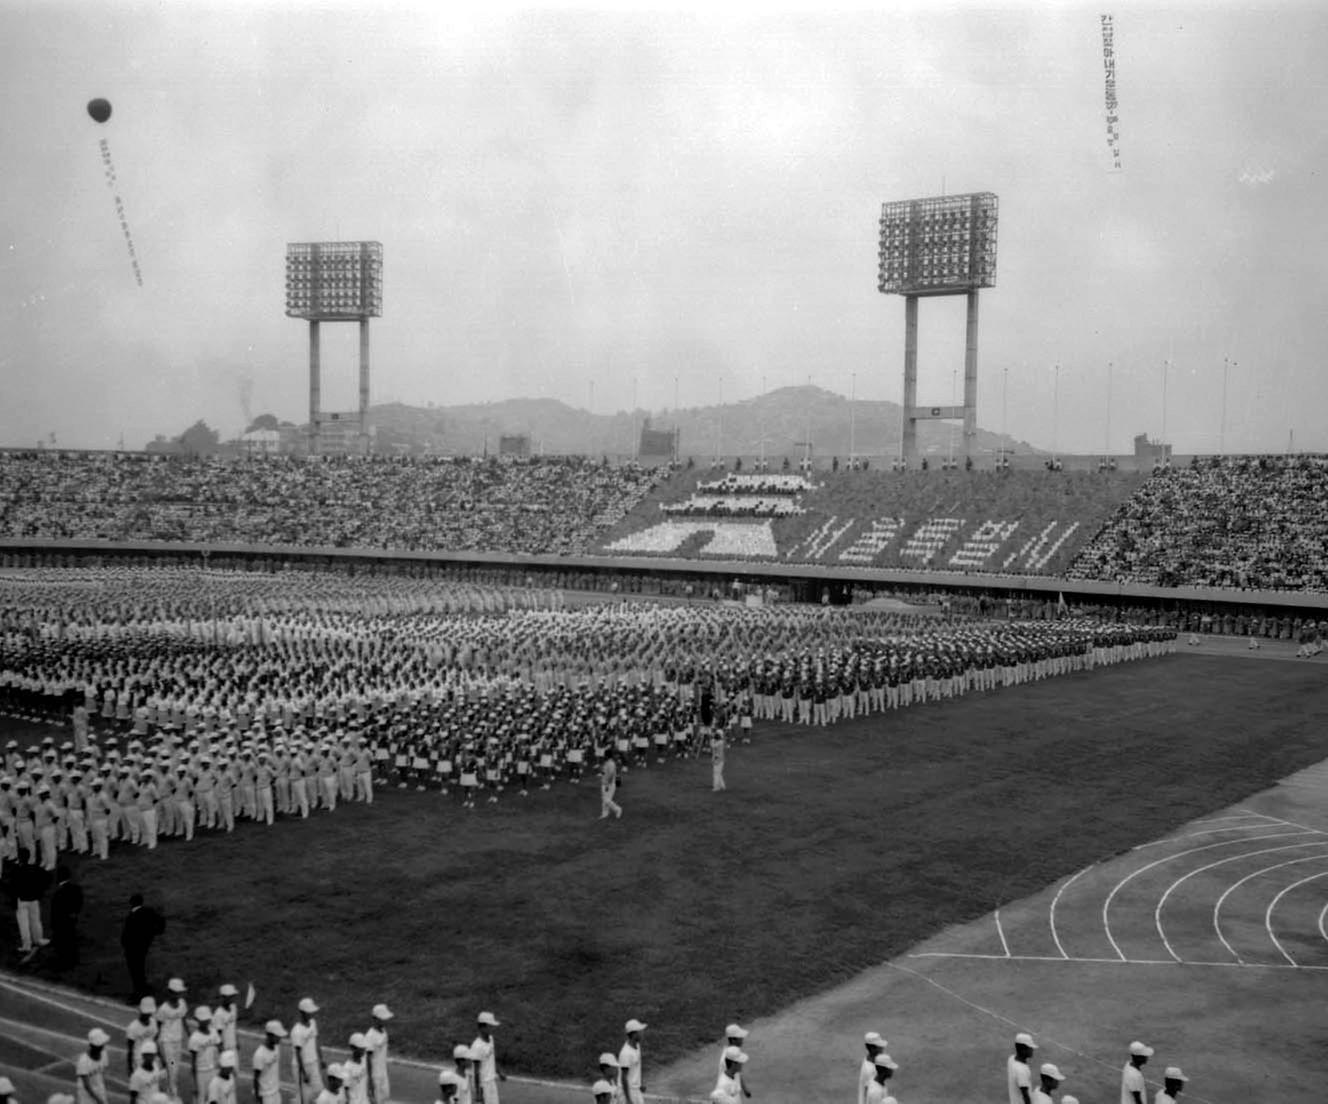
[3,1,1327,453]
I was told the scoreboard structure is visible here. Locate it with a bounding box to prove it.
[877,193,998,462]
[285,241,383,455]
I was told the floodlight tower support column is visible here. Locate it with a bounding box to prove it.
[309,320,321,455]
[963,290,979,457]
[902,294,919,462]
[359,318,370,453]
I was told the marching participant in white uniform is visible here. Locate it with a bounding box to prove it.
[470,1013,504,1104]
[364,1004,393,1104]
[617,1019,646,1104]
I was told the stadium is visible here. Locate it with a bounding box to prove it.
[4,8,1328,1104]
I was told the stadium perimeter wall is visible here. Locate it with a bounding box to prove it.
[3,538,1326,617]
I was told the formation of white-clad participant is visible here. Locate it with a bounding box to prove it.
[1,567,1175,871]
[1005,1031,1190,1104]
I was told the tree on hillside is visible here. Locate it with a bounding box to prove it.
[245,413,280,432]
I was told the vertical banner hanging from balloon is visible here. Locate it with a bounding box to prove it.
[1101,15,1121,170]
[89,97,143,287]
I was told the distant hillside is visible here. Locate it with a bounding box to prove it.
[363,386,1036,459]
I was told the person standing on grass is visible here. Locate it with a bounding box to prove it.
[1007,1033,1036,1104]
[291,998,325,1104]
[364,1004,393,1104]
[450,1046,474,1104]
[156,978,189,1099]
[76,1027,112,1104]
[13,852,51,955]
[1033,1063,1065,1104]
[595,1055,622,1104]
[214,985,240,1055]
[858,1032,887,1104]
[252,1021,286,1104]
[207,1052,239,1104]
[1121,1041,1153,1104]
[126,998,159,1078]
[470,1013,505,1104]
[710,729,726,792]
[128,1041,164,1104]
[316,1065,344,1104]
[121,894,165,1001]
[1155,1067,1187,1104]
[716,1026,752,1101]
[864,1053,898,1104]
[617,1019,646,1104]
[599,753,623,820]
[189,1007,220,1104]
[710,1047,748,1104]
[343,1033,371,1104]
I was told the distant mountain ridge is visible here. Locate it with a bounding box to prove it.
[364,386,1036,459]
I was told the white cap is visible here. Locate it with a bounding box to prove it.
[625,1018,647,1033]
[722,1047,749,1065]
[138,996,157,1013]
[874,1054,898,1070]
[298,998,319,1014]
[437,1071,462,1087]
[592,1081,615,1097]
[349,1033,368,1049]
[724,1024,748,1040]
[1014,1033,1037,1049]
[1129,1041,1154,1058]
[88,1028,111,1046]
[864,1032,887,1048]
[598,1053,619,1067]
[0,1078,15,1094]
[372,1004,394,1021]
[219,1051,238,1070]
[264,1021,287,1037]
[452,1045,472,1061]
[219,984,239,998]
[477,1012,499,1027]
[1039,1063,1064,1082]
[325,1065,345,1082]
[167,978,187,993]
[140,1041,158,1055]
[1061,1098,1079,1104]
[1164,1068,1188,1082]
[194,1007,213,1022]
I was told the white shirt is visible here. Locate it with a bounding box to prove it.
[470,1035,497,1083]
[76,1051,109,1104]
[1155,1092,1179,1104]
[364,1025,389,1081]
[617,1042,642,1090]
[129,1066,164,1101]
[126,1019,158,1066]
[1007,1056,1032,1104]
[710,1072,742,1104]
[1122,1064,1147,1104]
[342,1056,369,1104]
[864,1083,896,1104]
[213,1006,238,1052]
[1033,1091,1056,1104]
[290,1019,319,1077]
[859,1058,876,1104]
[207,1073,238,1104]
[189,1028,220,1070]
[157,1000,188,1046]
[253,1044,281,1095]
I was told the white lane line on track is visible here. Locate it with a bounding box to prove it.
[994,909,1011,958]
[1214,855,1328,964]
[1266,870,1328,966]
[1048,865,1091,958]
[885,962,1220,1104]
[1102,830,1316,961]
[1135,824,1302,846]
[1153,842,1328,962]
[906,951,1328,970]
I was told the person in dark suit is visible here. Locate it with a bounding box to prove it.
[120,893,165,1001]
[51,865,84,968]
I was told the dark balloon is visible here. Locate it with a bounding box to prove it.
[87,98,112,124]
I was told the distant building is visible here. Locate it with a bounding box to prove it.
[239,429,282,455]
[499,434,531,458]
[638,419,677,463]
[1133,433,1171,462]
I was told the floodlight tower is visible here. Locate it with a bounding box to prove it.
[285,242,383,455]
[877,193,998,463]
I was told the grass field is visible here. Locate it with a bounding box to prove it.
[5,653,1328,1084]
